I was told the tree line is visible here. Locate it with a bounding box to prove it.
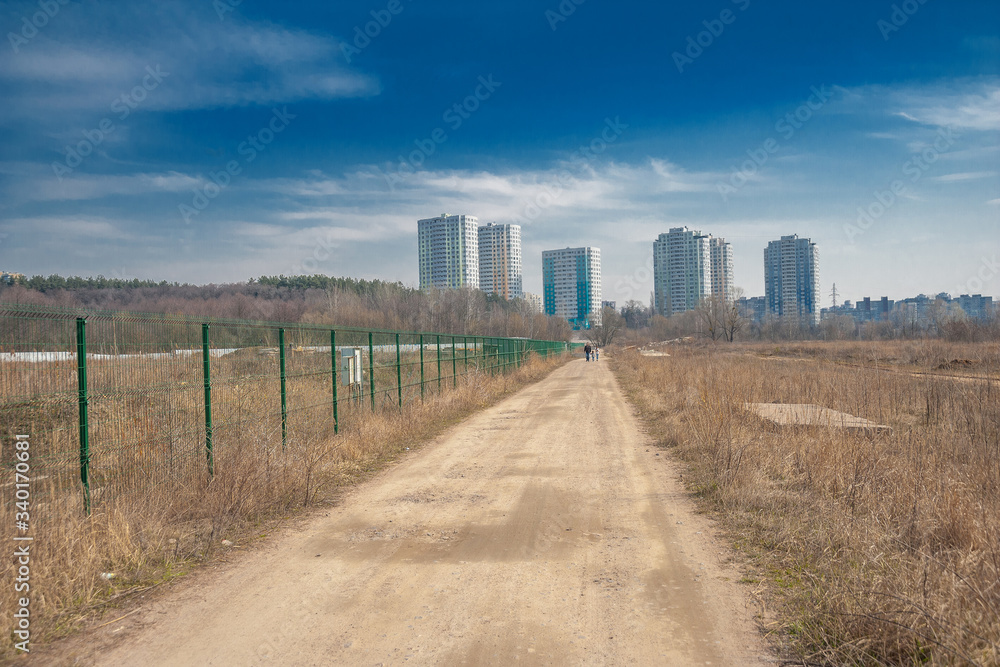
[0,274,572,341]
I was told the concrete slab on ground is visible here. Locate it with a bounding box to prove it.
[745,403,891,435]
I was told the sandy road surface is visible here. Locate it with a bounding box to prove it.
[58,359,770,666]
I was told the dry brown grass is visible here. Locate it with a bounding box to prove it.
[0,351,566,658]
[739,339,1000,375]
[612,341,999,666]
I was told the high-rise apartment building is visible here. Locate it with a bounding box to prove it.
[710,236,734,302]
[764,234,820,325]
[417,214,479,291]
[653,227,708,316]
[542,247,602,329]
[653,227,734,316]
[478,222,523,300]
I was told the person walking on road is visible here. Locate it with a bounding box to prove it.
[594,347,599,361]
[584,343,592,362]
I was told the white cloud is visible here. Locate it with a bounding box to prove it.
[841,79,1000,132]
[1,216,125,240]
[23,172,201,201]
[892,80,1000,131]
[0,1,378,122]
[929,171,998,183]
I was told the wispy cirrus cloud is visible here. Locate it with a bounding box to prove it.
[19,172,201,202]
[886,79,1000,131]
[0,1,379,124]
[837,78,1000,132]
[928,171,997,183]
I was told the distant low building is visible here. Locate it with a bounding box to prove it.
[0,271,24,284]
[957,294,994,320]
[821,292,995,326]
[601,300,616,311]
[523,292,543,314]
[822,296,894,323]
[736,296,767,323]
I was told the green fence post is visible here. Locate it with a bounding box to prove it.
[202,324,214,477]
[395,333,403,409]
[368,332,375,411]
[331,330,339,434]
[419,333,425,402]
[436,335,442,393]
[279,328,288,449]
[75,317,91,514]
[451,336,457,389]
[464,336,468,375]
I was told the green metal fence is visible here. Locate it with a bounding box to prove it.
[0,304,567,514]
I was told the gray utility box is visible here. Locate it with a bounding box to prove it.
[340,348,363,386]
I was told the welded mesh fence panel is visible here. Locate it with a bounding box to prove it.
[0,304,567,516]
[0,309,80,521]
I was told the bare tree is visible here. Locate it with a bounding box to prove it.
[587,307,625,347]
[722,287,746,342]
[620,299,651,329]
[695,296,726,341]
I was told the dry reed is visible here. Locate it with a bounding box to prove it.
[612,341,999,666]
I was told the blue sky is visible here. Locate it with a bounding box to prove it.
[1,0,997,303]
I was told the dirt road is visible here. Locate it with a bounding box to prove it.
[67,359,770,665]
